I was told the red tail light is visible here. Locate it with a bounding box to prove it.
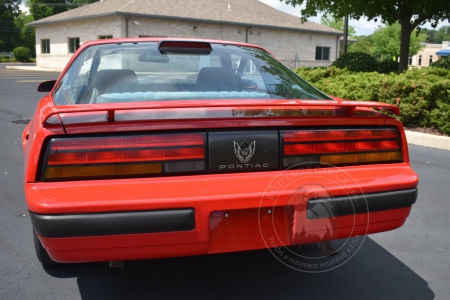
[282,128,403,167]
[41,133,206,181]
[158,41,212,54]
[283,129,397,142]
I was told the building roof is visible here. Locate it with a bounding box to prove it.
[27,0,343,35]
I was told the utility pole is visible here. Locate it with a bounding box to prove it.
[342,15,349,55]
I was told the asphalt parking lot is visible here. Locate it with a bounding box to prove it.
[0,65,449,300]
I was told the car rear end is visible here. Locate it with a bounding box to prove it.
[23,39,418,264]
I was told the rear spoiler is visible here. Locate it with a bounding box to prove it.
[41,99,400,125]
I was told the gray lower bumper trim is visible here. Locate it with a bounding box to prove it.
[307,188,418,219]
[30,209,195,237]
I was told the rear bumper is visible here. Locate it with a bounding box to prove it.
[30,188,417,238]
[26,163,418,263]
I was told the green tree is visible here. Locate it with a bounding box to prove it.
[348,35,374,55]
[371,23,426,60]
[0,0,21,51]
[14,12,35,57]
[281,0,450,72]
[320,15,355,36]
[26,0,71,20]
[26,0,99,21]
[434,26,450,44]
[72,0,99,4]
[419,28,435,43]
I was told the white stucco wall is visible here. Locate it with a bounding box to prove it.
[35,16,125,69]
[35,15,339,70]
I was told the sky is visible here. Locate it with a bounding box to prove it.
[258,0,450,36]
[19,0,449,36]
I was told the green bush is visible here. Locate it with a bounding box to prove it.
[378,60,399,74]
[12,47,31,62]
[430,56,450,69]
[295,67,450,134]
[332,52,379,72]
[1,54,9,60]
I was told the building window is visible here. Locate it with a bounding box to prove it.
[408,56,412,65]
[315,47,330,60]
[98,35,113,39]
[418,55,422,66]
[429,55,433,64]
[41,39,50,54]
[68,37,80,54]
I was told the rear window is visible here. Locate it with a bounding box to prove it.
[53,42,331,105]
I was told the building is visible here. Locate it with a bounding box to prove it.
[28,0,343,70]
[408,41,450,68]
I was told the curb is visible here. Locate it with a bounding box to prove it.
[405,131,450,151]
[5,66,63,72]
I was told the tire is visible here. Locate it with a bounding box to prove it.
[33,229,57,267]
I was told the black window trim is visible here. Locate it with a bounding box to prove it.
[68,37,80,54]
[315,46,330,61]
[98,35,113,40]
[41,39,50,54]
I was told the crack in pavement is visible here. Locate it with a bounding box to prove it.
[0,109,23,119]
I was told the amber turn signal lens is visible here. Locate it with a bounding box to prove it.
[320,151,402,165]
[45,163,162,179]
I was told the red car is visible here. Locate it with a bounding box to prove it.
[23,38,418,267]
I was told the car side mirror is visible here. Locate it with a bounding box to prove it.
[38,80,57,92]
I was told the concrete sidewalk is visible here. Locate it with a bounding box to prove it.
[4,66,449,151]
[5,65,63,72]
[405,131,450,151]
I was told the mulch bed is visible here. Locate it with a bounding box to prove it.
[404,125,449,137]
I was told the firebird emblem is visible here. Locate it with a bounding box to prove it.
[234,141,256,163]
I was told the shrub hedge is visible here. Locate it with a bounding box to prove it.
[378,60,399,74]
[332,52,379,72]
[430,56,450,69]
[12,47,30,62]
[295,66,450,134]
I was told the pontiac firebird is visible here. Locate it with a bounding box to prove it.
[23,38,418,267]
